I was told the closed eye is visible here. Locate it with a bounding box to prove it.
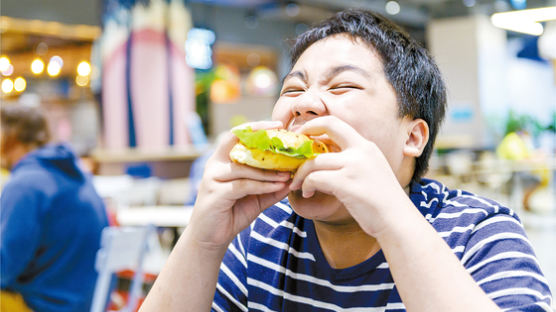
[328,85,362,94]
[281,89,304,96]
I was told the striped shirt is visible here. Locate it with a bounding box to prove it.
[212,178,553,311]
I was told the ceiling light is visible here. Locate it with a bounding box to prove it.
[2,78,14,94]
[2,64,14,76]
[14,77,26,92]
[77,61,92,76]
[47,56,63,77]
[491,6,556,36]
[31,58,45,75]
[385,1,401,15]
[0,56,10,73]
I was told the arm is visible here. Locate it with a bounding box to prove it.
[140,121,290,311]
[291,116,501,311]
[375,195,501,311]
[0,185,41,288]
[140,227,227,311]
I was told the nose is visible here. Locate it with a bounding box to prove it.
[291,89,327,121]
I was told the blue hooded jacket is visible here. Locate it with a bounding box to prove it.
[1,143,109,312]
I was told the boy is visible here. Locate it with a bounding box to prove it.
[141,9,552,311]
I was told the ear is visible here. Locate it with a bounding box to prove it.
[403,118,429,158]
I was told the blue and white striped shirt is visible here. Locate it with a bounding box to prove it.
[212,178,553,311]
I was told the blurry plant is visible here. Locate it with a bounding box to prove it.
[503,109,554,137]
[195,70,216,136]
[547,111,556,133]
[194,65,243,136]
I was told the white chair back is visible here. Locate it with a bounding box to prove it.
[90,225,157,312]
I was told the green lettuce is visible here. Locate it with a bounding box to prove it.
[232,127,315,158]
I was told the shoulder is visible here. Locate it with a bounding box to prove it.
[7,162,56,193]
[414,178,518,226]
[2,170,48,203]
[413,179,529,258]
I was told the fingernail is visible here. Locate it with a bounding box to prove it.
[302,191,313,198]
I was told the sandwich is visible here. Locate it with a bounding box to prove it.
[229,126,328,171]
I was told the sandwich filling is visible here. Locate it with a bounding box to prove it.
[230,127,328,171]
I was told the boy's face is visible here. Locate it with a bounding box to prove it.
[272,34,411,222]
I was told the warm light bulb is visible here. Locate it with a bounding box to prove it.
[47,56,63,77]
[77,61,91,76]
[31,58,45,75]
[254,73,272,89]
[14,77,26,92]
[2,78,14,94]
[2,64,14,76]
[0,56,10,73]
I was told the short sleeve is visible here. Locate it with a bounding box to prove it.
[212,228,250,312]
[1,184,42,287]
[461,213,553,311]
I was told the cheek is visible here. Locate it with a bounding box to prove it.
[331,102,404,165]
[335,96,398,141]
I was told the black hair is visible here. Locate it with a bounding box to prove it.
[1,105,50,147]
[290,9,446,181]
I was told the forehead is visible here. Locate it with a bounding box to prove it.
[291,34,384,73]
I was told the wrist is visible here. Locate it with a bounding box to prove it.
[179,225,230,260]
[372,195,424,243]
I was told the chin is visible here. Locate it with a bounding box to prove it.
[288,191,349,221]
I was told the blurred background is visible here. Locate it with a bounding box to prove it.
[1,0,555,310]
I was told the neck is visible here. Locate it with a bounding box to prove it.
[312,185,411,269]
[5,143,37,170]
[313,218,380,269]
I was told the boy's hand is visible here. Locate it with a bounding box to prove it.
[290,115,407,236]
[188,121,291,251]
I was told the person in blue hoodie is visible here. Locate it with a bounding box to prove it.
[1,105,109,312]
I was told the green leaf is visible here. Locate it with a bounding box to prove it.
[232,127,316,158]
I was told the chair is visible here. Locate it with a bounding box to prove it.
[90,225,158,312]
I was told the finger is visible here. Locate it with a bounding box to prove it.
[300,170,339,198]
[213,120,284,161]
[290,153,342,190]
[221,179,288,200]
[258,183,292,209]
[214,162,291,182]
[248,120,284,131]
[213,131,239,161]
[298,116,362,150]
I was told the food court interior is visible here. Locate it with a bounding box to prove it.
[1,0,555,310]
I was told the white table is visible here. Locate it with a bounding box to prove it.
[116,205,194,227]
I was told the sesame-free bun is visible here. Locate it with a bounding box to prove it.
[229,129,328,171]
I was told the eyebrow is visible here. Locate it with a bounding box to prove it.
[323,65,371,82]
[282,65,371,85]
[282,70,307,84]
